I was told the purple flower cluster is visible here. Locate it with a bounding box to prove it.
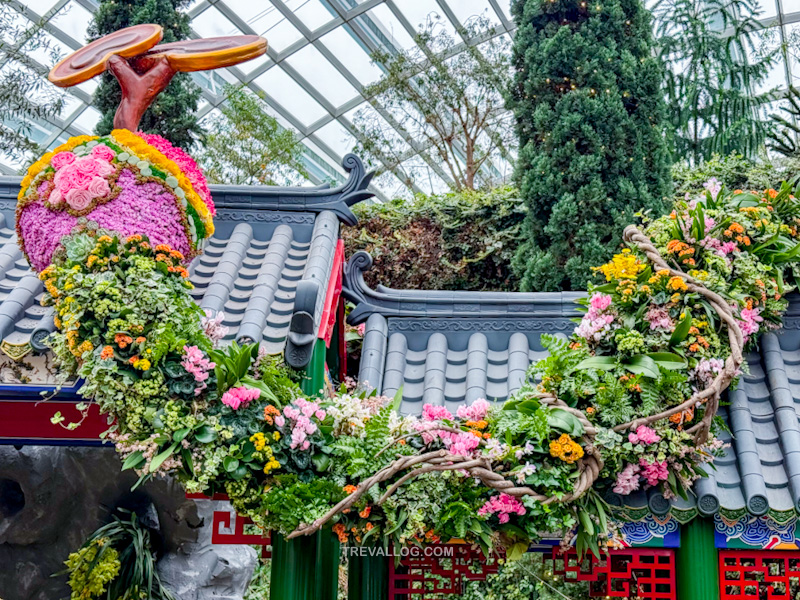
[644,305,674,331]
[19,169,193,271]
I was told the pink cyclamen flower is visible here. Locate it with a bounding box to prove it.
[221,386,261,410]
[613,463,641,495]
[181,345,216,395]
[575,293,617,342]
[478,493,526,524]
[201,310,229,347]
[456,399,491,421]
[422,404,453,422]
[639,458,669,486]
[739,307,763,342]
[628,425,661,446]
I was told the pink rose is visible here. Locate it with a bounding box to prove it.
[48,189,63,206]
[55,165,93,191]
[91,144,115,162]
[51,151,76,170]
[65,188,94,211]
[87,176,110,199]
[75,157,114,177]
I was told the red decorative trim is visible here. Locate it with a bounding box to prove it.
[720,549,800,599]
[0,399,108,443]
[337,296,347,382]
[318,239,344,346]
[185,493,270,558]
[389,543,501,598]
[546,547,676,599]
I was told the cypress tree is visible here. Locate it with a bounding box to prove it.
[88,0,202,149]
[508,0,672,291]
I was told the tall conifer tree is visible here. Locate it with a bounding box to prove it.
[88,0,202,149]
[508,0,672,291]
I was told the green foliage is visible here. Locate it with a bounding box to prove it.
[344,186,525,291]
[198,85,308,186]
[63,509,174,600]
[671,153,784,197]
[508,0,673,291]
[88,0,202,149]
[653,0,776,162]
[351,16,514,194]
[768,87,800,158]
[0,0,64,163]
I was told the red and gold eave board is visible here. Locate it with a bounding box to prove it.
[0,383,111,446]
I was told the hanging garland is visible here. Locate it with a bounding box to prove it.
[19,137,800,559]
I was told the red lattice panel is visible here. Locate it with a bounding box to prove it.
[545,547,676,599]
[389,544,501,598]
[186,492,271,559]
[720,550,800,599]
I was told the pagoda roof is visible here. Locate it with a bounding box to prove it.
[0,154,372,388]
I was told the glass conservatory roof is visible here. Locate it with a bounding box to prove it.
[2,0,800,198]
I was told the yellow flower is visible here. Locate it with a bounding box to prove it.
[549,434,584,464]
[273,431,281,441]
[594,248,645,281]
[667,276,688,292]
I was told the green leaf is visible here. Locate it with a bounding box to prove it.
[173,428,191,442]
[223,456,240,472]
[547,409,584,436]
[149,443,178,473]
[622,355,660,379]
[312,454,332,472]
[506,541,528,562]
[392,386,404,412]
[669,312,692,346]
[646,352,687,370]
[574,356,617,372]
[122,450,145,471]
[194,425,217,444]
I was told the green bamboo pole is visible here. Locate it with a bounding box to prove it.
[270,534,318,600]
[348,550,388,600]
[269,340,339,600]
[676,518,720,600]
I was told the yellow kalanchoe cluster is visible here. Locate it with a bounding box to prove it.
[549,433,584,464]
[110,129,214,236]
[250,432,281,474]
[594,248,645,282]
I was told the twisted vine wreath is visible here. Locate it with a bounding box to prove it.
[288,224,747,539]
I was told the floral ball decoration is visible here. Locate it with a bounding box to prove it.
[17,130,215,271]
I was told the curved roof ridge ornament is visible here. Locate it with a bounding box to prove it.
[210,153,375,226]
[343,250,586,324]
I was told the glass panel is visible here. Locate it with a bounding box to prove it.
[288,0,337,32]
[191,5,239,37]
[391,0,458,37]
[782,0,800,13]
[284,44,360,107]
[356,5,416,53]
[445,0,501,27]
[319,25,385,86]
[49,1,94,43]
[71,106,101,132]
[253,66,328,127]
[313,120,356,156]
[756,0,778,21]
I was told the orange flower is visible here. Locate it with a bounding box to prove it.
[365,523,374,531]
[136,337,146,344]
[359,506,372,518]
[332,523,348,543]
[766,188,778,199]
[586,406,596,415]
[128,355,139,364]
[155,244,172,252]
[689,343,701,352]
[126,235,143,243]
[343,485,357,494]
[114,333,132,348]
[100,346,114,360]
